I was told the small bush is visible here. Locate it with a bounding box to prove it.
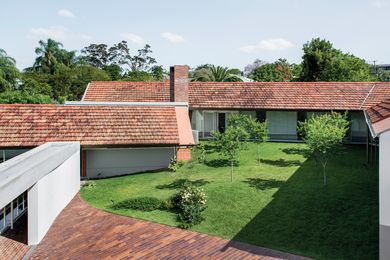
[168,156,184,172]
[197,143,206,164]
[113,197,163,211]
[171,183,207,228]
[81,180,96,188]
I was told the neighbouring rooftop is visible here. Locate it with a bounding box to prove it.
[0,104,193,148]
[83,81,390,110]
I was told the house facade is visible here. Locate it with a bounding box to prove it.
[0,102,194,179]
[83,67,390,144]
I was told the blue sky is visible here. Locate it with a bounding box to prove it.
[1,0,389,70]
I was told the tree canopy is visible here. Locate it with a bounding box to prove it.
[191,65,243,82]
[299,38,375,82]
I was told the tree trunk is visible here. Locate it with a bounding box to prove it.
[231,161,233,182]
[323,164,327,187]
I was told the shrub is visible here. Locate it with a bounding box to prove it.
[168,156,184,172]
[197,143,206,164]
[81,180,96,188]
[171,183,207,228]
[113,197,163,211]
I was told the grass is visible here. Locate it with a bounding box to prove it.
[81,142,378,260]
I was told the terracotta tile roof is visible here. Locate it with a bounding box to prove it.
[365,99,390,136]
[83,81,170,102]
[83,81,390,110]
[0,104,182,147]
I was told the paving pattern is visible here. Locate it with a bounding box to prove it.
[0,214,31,260]
[27,194,309,259]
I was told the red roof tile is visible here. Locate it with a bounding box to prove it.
[365,99,390,136]
[83,81,170,102]
[83,81,390,110]
[0,104,182,147]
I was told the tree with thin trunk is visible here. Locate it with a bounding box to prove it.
[299,112,349,186]
[251,120,269,165]
[212,127,248,182]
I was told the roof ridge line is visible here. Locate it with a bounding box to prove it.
[360,84,376,110]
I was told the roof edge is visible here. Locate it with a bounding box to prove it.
[65,101,189,107]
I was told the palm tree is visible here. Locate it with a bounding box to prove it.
[33,39,63,73]
[0,49,20,91]
[192,65,242,82]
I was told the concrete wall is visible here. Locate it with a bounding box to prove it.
[380,130,390,259]
[86,147,174,178]
[28,150,80,245]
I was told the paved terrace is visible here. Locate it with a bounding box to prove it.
[2,194,311,259]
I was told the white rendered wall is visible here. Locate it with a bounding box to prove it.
[86,147,174,178]
[28,151,80,245]
[380,130,390,259]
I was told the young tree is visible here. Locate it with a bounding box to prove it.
[299,112,349,186]
[212,126,249,182]
[251,120,269,165]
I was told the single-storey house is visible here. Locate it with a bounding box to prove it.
[83,66,390,144]
[0,102,194,179]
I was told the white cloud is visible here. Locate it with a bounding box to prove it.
[120,33,146,45]
[160,32,185,44]
[30,26,68,40]
[30,26,92,42]
[57,9,75,18]
[239,38,294,53]
[371,0,388,8]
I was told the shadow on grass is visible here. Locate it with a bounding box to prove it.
[260,159,302,167]
[156,178,210,190]
[281,147,312,158]
[222,145,378,259]
[205,159,239,168]
[244,178,285,190]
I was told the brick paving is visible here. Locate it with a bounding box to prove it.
[27,194,310,259]
[0,214,31,260]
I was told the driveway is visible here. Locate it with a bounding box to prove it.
[28,194,309,259]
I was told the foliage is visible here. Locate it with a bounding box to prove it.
[33,39,78,74]
[168,156,184,172]
[212,125,249,181]
[251,120,269,165]
[171,183,207,228]
[113,197,163,211]
[300,38,375,81]
[103,64,123,80]
[0,90,52,104]
[81,180,96,188]
[243,59,267,77]
[196,143,206,164]
[298,112,349,186]
[192,65,242,82]
[249,59,299,82]
[0,49,20,91]
[122,70,155,81]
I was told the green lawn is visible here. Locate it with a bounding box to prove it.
[81,142,378,260]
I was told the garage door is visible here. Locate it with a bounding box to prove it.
[86,147,175,178]
[267,111,298,140]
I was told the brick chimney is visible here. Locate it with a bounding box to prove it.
[170,65,189,102]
